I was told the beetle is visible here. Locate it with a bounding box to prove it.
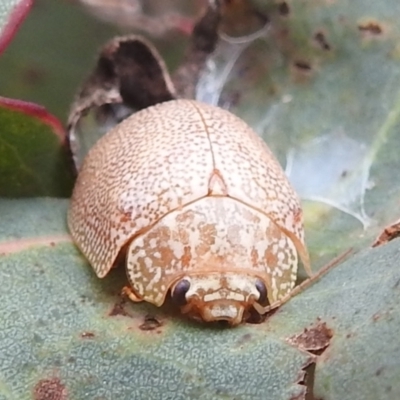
[68,99,311,326]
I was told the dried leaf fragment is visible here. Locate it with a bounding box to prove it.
[67,35,176,170]
[287,321,333,354]
[372,218,400,247]
[67,1,223,169]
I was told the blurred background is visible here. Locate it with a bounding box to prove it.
[0,0,205,121]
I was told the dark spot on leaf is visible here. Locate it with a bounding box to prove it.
[79,295,85,302]
[393,278,400,289]
[33,378,67,400]
[80,331,95,339]
[287,321,333,355]
[139,314,163,331]
[278,2,290,16]
[358,21,382,35]
[22,66,46,86]
[375,366,385,376]
[294,61,312,71]
[109,297,131,318]
[67,357,75,363]
[314,31,331,51]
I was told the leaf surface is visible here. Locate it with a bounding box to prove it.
[0,198,399,399]
[0,97,74,197]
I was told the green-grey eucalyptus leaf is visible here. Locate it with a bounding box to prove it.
[0,198,399,400]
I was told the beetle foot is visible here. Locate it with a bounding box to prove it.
[121,286,143,303]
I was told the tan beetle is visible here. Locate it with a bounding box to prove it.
[68,99,312,325]
[67,2,321,325]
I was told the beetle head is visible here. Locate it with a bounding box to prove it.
[170,273,268,326]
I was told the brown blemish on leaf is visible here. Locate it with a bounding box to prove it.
[375,366,385,376]
[22,65,46,86]
[278,2,290,16]
[314,31,331,51]
[80,331,95,339]
[33,378,67,400]
[109,297,132,318]
[287,321,333,355]
[358,21,383,35]
[0,234,72,256]
[372,219,400,247]
[294,61,312,71]
[139,314,163,331]
[291,59,314,84]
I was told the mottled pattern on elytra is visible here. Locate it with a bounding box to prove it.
[68,99,306,286]
[126,197,297,306]
[68,101,213,277]
[190,102,308,266]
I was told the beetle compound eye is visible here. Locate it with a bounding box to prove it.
[171,279,191,306]
[255,279,268,306]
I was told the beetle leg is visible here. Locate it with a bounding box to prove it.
[121,286,144,303]
[254,249,353,315]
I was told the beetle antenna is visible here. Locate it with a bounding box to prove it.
[256,248,353,315]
